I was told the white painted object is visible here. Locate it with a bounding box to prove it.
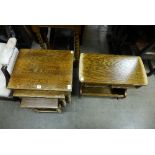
[0,38,19,97]
[0,38,17,65]
[36,84,42,89]
[67,85,72,90]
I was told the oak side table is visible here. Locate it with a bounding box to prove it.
[79,53,148,98]
[8,49,74,112]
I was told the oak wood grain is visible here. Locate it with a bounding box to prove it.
[8,49,74,91]
[79,53,148,87]
[13,90,69,99]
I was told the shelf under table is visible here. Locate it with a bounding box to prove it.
[81,85,127,98]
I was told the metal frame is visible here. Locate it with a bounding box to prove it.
[0,66,20,101]
[1,65,10,86]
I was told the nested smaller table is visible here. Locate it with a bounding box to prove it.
[79,53,148,98]
[8,49,74,112]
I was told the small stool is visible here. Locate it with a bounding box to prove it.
[8,49,74,113]
[79,53,148,98]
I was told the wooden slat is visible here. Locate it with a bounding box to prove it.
[83,83,129,89]
[33,108,61,113]
[81,86,126,98]
[13,89,68,98]
[21,97,59,109]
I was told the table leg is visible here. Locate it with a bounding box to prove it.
[31,26,47,49]
[74,32,80,60]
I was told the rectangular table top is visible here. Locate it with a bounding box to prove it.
[79,53,148,87]
[8,49,74,91]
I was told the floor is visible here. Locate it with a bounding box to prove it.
[0,25,155,129]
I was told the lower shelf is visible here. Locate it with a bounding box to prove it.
[33,108,61,113]
[81,86,127,98]
[21,97,62,113]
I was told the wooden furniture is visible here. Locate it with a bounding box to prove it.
[107,26,155,76]
[131,40,155,76]
[8,49,73,113]
[79,53,148,98]
[31,25,83,60]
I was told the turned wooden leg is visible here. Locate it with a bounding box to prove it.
[79,82,82,97]
[74,32,80,60]
[60,98,67,107]
[57,104,62,113]
[31,26,47,49]
[65,94,71,103]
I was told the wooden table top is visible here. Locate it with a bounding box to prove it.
[8,49,73,91]
[79,53,148,87]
